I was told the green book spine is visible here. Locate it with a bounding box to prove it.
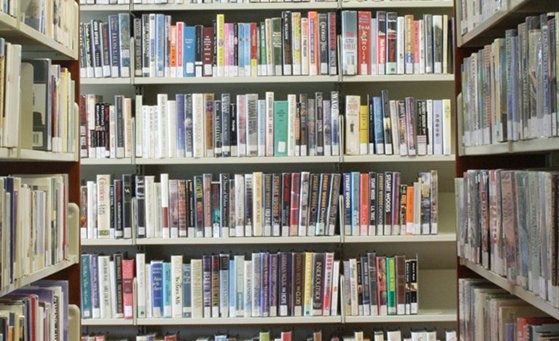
[274,101,288,156]
[387,256,396,315]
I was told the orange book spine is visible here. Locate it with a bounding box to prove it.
[405,186,414,235]
[359,173,370,236]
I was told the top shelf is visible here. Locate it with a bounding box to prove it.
[80,0,454,12]
[0,12,77,60]
[458,0,559,48]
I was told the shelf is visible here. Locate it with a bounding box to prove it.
[81,239,135,246]
[458,0,559,47]
[461,137,559,156]
[343,310,456,323]
[343,233,456,243]
[0,147,9,159]
[81,158,134,165]
[135,75,340,85]
[82,319,135,326]
[137,316,342,326]
[460,143,510,156]
[343,154,455,163]
[2,23,78,60]
[136,236,341,245]
[0,257,79,297]
[460,258,559,320]
[342,74,454,82]
[341,1,453,9]
[81,4,131,12]
[132,2,338,11]
[136,155,340,165]
[16,149,77,162]
[0,12,17,31]
[81,78,133,85]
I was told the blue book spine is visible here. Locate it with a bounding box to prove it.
[117,13,130,78]
[229,259,236,316]
[221,94,231,157]
[151,262,164,317]
[219,255,229,317]
[163,262,172,317]
[182,264,192,317]
[155,14,165,77]
[373,96,385,152]
[176,94,186,158]
[350,172,360,234]
[90,254,100,317]
[80,254,92,319]
[184,26,196,77]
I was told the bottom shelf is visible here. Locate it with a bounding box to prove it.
[460,258,559,320]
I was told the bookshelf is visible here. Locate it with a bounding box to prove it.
[0,0,81,340]
[80,1,457,339]
[454,0,559,335]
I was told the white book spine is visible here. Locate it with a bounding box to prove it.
[191,259,203,318]
[243,260,252,317]
[330,260,340,316]
[301,18,309,75]
[287,94,297,156]
[252,172,263,236]
[192,94,205,157]
[96,175,111,238]
[235,174,245,237]
[397,16,405,75]
[349,258,358,316]
[292,12,302,76]
[171,255,183,318]
[98,256,111,319]
[235,256,245,317]
[87,181,96,239]
[167,100,177,158]
[136,254,146,318]
[145,264,152,318]
[145,176,155,238]
[426,99,433,154]
[442,99,452,155]
[265,92,275,156]
[419,20,425,74]
[157,94,168,158]
[109,260,118,318]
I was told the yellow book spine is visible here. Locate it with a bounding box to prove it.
[216,14,225,77]
[359,105,369,155]
[303,251,313,316]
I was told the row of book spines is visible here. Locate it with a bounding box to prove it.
[80,16,132,79]
[81,99,134,159]
[82,252,342,319]
[341,256,418,316]
[456,169,558,299]
[460,13,559,145]
[342,171,437,236]
[344,96,452,156]
[136,92,340,159]
[80,253,135,320]
[82,172,341,240]
[341,11,452,76]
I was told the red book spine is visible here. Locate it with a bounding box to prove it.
[357,11,371,76]
[250,23,258,75]
[289,173,301,236]
[359,173,370,236]
[377,12,386,73]
[203,26,214,77]
[170,25,177,73]
[413,20,420,71]
[122,259,135,319]
[177,22,184,75]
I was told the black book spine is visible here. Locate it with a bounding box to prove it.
[221,93,231,157]
[384,172,392,233]
[326,173,341,235]
[100,23,111,73]
[116,96,124,151]
[104,105,110,156]
[114,253,124,316]
[312,253,325,315]
[369,172,377,230]
[264,173,273,235]
[122,174,132,238]
[220,173,230,229]
[279,252,289,316]
[135,175,146,238]
[185,94,193,157]
[282,11,292,75]
[361,256,370,313]
[261,252,270,316]
[234,24,239,73]
[91,20,102,70]
[114,179,123,238]
[368,96,375,151]
[187,180,195,231]
[293,252,304,316]
[281,173,291,234]
[230,103,237,154]
[308,173,320,232]
[317,173,330,235]
[178,179,188,238]
[211,255,220,316]
[356,257,363,312]
[109,16,120,76]
[214,99,223,157]
[82,23,93,71]
[194,176,204,236]
[195,25,203,76]
[376,173,385,232]
[316,93,324,156]
[142,14,150,76]
[202,255,212,317]
[299,94,308,155]
[110,184,115,231]
[328,12,337,75]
